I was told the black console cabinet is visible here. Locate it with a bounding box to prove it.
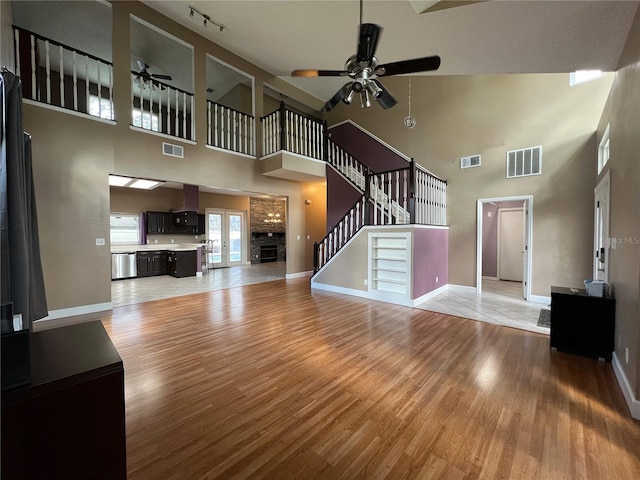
[1,321,126,479]
[550,286,615,361]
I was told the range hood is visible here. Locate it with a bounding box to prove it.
[172,184,199,213]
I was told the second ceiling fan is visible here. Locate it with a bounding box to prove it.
[292,0,441,112]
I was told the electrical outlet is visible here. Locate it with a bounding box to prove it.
[364,279,368,286]
[435,276,439,283]
[625,347,629,364]
[170,239,174,243]
[154,239,158,244]
[297,235,300,240]
[307,235,310,240]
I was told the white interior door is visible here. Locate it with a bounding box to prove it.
[594,170,610,282]
[206,209,246,268]
[498,208,524,282]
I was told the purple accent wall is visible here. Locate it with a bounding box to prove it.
[413,228,449,298]
[329,122,409,173]
[326,166,362,233]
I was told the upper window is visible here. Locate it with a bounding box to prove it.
[598,124,610,174]
[570,70,603,86]
[110,214,140,245]
[506,146,542,179]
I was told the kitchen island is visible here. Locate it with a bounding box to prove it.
[111,244,202,280]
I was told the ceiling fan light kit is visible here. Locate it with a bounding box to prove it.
[291,1,441,113]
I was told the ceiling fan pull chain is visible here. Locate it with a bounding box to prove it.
[404,77,416,129]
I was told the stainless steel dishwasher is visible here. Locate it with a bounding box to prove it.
[111,252,137,280]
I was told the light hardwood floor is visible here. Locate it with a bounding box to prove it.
[97,277,639,479]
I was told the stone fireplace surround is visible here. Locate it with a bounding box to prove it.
[250,197,287,264]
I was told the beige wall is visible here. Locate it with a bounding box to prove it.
[1,0,14,71]
[21,1,327,312]
[596,6,640,402]
[326,73,614,297]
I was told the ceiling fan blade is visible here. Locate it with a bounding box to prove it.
[137,60,148,72]
[356,23,382,64]
[371,80,397,109]
[321,83,353,113]
[291,69,348,77]
[375,55,441,76]
[151,74,173,80]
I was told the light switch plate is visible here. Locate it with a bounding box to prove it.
[96,238,105,246]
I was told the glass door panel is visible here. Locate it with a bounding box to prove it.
[206,209,246,268]
[228,214,243,265]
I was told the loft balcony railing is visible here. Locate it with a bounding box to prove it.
[131,73,194,141]
[13,26,114,120]
[207,100,255,156]
[261,102,325,160]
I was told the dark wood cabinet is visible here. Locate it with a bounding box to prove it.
[136,251,152,277]
[137,251,168,277]
[150,250,167,275]
[1,321,126,479]
[146,211,174,234]
[550,286,616,361]
[197,213,205,235]
[167,250,197,278]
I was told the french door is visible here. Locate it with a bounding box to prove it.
[206,209,246,268]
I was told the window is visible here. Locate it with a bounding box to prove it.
[598,123,610,174]
[89,95,114,120]
[132,109,159,131]
[570,70,603,86]
[110,214,140,244]
[506,146,542,178]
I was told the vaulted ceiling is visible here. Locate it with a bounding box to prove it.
[144,0,640,101]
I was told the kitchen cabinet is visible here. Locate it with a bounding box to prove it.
[167,250,197,278]
[197,214,205,235]
[550,286,615,361]
[150,251,167,275]
[1,321,126,479]
[146,211,174,234]
[136,252,152,277]
[137,251,167,277]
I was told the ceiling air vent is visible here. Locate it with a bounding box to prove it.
[162,142,184,158]
[460,154,481,169]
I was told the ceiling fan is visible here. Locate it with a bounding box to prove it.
[291,0,441,112]
[133,60,173,90]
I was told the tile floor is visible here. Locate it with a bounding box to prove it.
[415,278,550,335]
[111,261,287,307]
[112,267,549,335]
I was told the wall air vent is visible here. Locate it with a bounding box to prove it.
[460,154,481,169]
[506,146,542,178]
[162,142,184,158]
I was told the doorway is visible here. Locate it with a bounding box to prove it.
[206,209,247,268]
[593,170,610,282]
[498,208,525,282]
[476,196,533,301]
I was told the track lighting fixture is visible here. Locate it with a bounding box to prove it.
[188,5,225,33]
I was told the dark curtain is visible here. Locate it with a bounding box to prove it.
[1,70,48,330]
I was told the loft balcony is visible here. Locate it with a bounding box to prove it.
[259,102,326,182]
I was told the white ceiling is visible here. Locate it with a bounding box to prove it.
[144,0,640,102]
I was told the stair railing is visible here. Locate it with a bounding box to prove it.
[314,196,367,272]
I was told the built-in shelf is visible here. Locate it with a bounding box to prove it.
[369,232,411,298]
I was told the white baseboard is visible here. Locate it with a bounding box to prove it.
[530,295,551,305]
[38,302,113,322]
[612,351,640,420]
[411,284,448,306]
[447,284,478,294]
[286,270,313,280]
